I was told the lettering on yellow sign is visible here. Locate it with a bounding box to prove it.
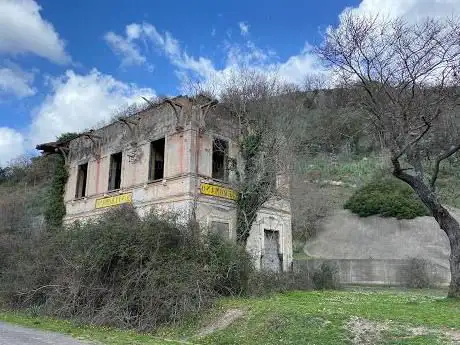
[200,183,238,200]
[95,193,133,209]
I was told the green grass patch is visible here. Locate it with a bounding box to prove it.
[297,153,388,187]
[435,160,460,209]
[0,310,182,345]
[2,290,459,345]
[297,154,460,211]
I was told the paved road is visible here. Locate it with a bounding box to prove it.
[0,322,93,345]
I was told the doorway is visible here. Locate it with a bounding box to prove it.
[261,229,282,272]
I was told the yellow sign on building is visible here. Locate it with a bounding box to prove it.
[95,192,133,209]
[200,183,238,201]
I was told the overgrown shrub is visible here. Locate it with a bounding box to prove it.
[402,258,432,289]
[43,155,67,230]
[248,262,342,295]
[43,133,80,230]
[344,177,430,219]
[1,207,253,331]
[248,271,313,295]
[312,262,340,290]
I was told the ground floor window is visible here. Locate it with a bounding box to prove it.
[211,221,230,239]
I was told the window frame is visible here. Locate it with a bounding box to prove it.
[75,162,88,199]
[148,137,166,181]
[108,151,123,191]
[208,217,233,240]
[211,137,229,182]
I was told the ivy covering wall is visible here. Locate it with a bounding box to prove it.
[44,133,79,230]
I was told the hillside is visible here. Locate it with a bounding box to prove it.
[0,156,58,234]
[291,154,460,243]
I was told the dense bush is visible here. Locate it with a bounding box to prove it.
[344,178,430,219]
[248,262,342,295]
[43,155,67,230]
[1,207,253,331]
[248,271,313,295]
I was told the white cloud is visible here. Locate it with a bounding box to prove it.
[0,61,35,98]
[327,0,460,88]
[105,23,216,80]
[341,0,460,22]
[126,23,142,40]
[104,31,147,67]
[106,22,328,92]
[0,127,25,166]
[197,43,328,92]
[277,45,329,85]
[30,69,155,145]
[224,40,273,67]
[238,22,250,36]
[0,0,70,64]
[104,23,162,71]
[182,40,327,90]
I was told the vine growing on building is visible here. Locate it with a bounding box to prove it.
[218,71,301,245]
[235,132,276,243]
[44,132,79,230]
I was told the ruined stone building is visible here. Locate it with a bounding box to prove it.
[37,96,292,271]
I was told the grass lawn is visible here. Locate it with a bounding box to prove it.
[0,311,179,345]
[1,289,460,345]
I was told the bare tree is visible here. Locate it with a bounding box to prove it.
[206,71,304,243]
[318,13,460,297]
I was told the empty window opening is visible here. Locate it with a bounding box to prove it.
[212,138,228,181]
[108,152,122,191]
[149,138,165,180]
[211,221,230,239]
[75,163,88,198]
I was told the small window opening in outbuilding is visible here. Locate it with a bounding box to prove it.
[108,152,122,191]
[211,221,230,239]
[212,138,228,181]
[75,162,88,198]
[149,138,165,180]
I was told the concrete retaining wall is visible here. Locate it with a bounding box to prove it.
[294,259,451,287]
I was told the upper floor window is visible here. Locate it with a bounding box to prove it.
[149,138,165,180]
[212,138,228,181]
[75,162,88,198]
[108,152,122,191]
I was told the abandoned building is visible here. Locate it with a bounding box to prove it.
[37,96,293,272]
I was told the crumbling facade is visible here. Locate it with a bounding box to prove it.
[37,97,292,271]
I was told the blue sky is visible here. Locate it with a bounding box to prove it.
[0,0,459,165]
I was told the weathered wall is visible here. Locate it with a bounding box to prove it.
[247,208,293,272]
[305,209,453,270]
[294,259,451,287]
[65,176,194,222]
[62,99,293,271]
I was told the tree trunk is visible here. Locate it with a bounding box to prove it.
[393,167,460,297]
[438,212,460,298]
